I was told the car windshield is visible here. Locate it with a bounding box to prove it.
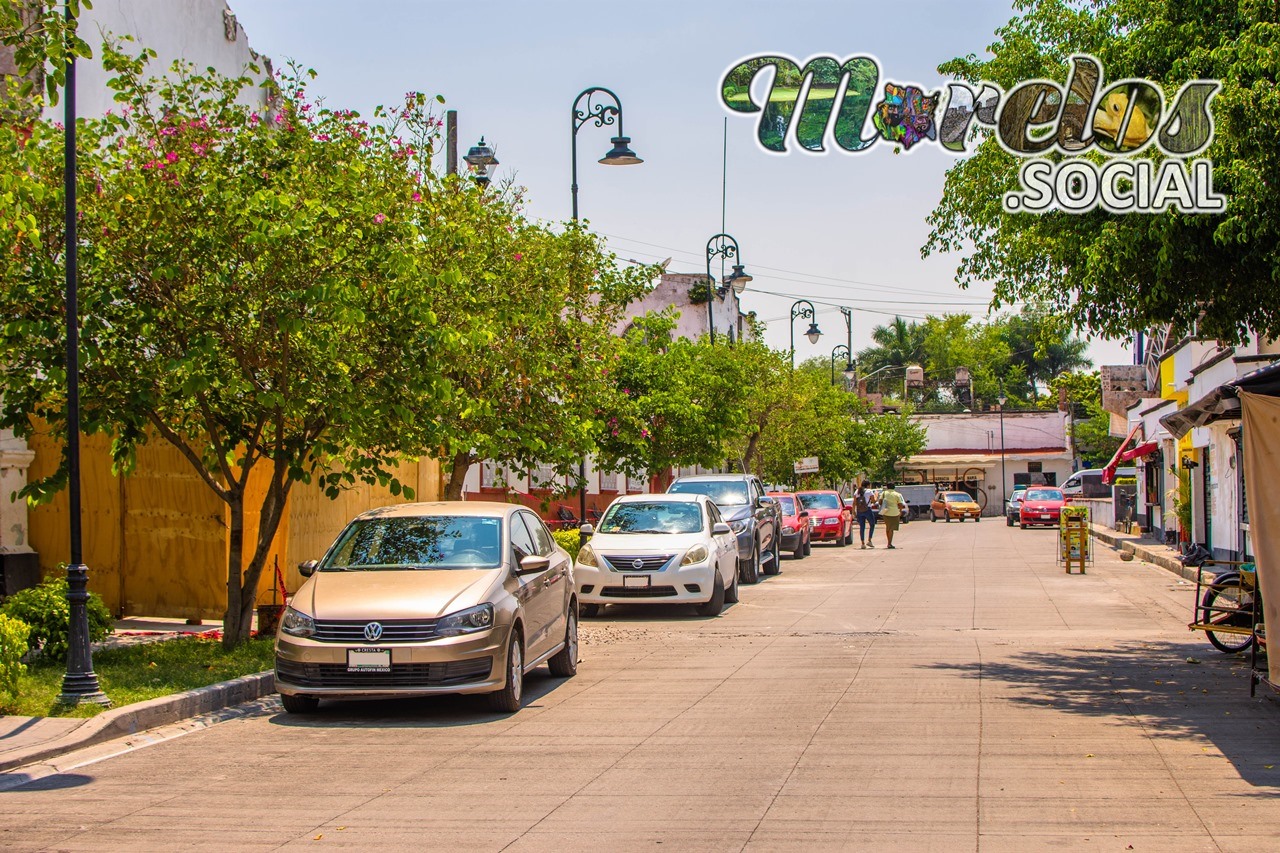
[598,501,703,534]
[773,497,796,515]
[1026,489,1063,501]
[798,493,842,510]
[945,493,972,502]
[322,516,504,570]
[668,480,749,506]
[1010,489,1027,499]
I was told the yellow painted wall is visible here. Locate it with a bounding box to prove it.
[27,429,443,619]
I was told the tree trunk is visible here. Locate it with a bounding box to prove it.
[742,432,761,476]
[444,450,474,500]
[223,490,247,650]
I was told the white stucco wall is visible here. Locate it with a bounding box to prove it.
[913,411,1068,453]
[618,272,747,342]
[51,0,267,119]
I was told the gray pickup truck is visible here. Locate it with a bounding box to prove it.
[667,474,781,584]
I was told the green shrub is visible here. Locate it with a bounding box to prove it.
[0,576,113,660]
[1113,476,1137,487]
[0,614,30,698]
[552,529,583,560]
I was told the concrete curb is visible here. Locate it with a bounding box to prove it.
[1088,525,1205,582]
[0,670,274,774]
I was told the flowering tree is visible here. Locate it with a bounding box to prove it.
[0,45,455,646]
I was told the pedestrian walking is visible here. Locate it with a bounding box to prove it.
[854,484,877,548]
[879,482,906,549]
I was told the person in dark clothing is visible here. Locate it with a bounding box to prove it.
[854,484,877,548]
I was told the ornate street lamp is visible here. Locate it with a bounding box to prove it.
[830,345,855,387]
[463,136,499,187]
[571,86,642,543]
[789,300,821,366]
[704,233,752,344]
[58,6,107,707]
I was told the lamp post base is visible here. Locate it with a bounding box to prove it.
[57,679,110,708]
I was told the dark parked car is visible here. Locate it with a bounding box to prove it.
[668,475,781,584]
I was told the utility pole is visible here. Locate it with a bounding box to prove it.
[446,109,458,175]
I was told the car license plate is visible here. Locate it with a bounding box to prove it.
[622,574,651,588]
[1041,513,1051,519]
[347,648,390,672]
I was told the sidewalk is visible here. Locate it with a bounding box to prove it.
[1088,523,1204,580]
[0,615,273,775]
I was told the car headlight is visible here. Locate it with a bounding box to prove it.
[681,544,709,566]
[782,525,795,535]
[437,603,495,637]
[824,517,838,525]
[281,606,315,638]
[576,544,599,567]
[729,519,747,533]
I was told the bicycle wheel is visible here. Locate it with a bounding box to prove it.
[1200,581,1255,653]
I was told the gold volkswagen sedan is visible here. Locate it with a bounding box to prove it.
[274,502,577,714]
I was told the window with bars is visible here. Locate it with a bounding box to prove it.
[599,470,618,491]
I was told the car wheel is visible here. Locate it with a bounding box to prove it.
[740,543,761,585]
[792,538,805,560]
[974,516,980,522]
[803,535,812,556]
[487,630,524,713]
[945,513,952,522]
[765,536,781,575]
[696,570,726,617]
[1019,521,1027,530]
[930,511,936,523]
[1006,514,1014,527]
[725,565,740,603]
[579,602,600,619]
[547,609,578,678]
[280,693,319,714]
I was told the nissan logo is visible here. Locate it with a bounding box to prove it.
[632,559,645,569]
[363,622,383,641]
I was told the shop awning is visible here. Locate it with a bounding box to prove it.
[1119,440,1158,462]
[1160,359,1280,439]
[1102,424,1141,485]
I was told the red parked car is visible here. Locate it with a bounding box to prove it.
[1019,487,1066,529]
[768,491,812,559]
[797,490,854,546]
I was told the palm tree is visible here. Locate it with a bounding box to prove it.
[857,317,926,392]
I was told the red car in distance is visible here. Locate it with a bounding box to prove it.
[767,491,812,560]
[1019,487,1066,529]
[797,490,854,546]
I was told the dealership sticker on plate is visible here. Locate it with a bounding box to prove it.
[622,575,651,588]
[347,648,391,672]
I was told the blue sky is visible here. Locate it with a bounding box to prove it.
[232,0,1132,369]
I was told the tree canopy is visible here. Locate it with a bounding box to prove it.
[923,0,1280,344]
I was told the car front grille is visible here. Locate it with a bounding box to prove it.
[599,585,679,598]
[311,619,440,643]
[276,657,493,689]
[602,554,675,572]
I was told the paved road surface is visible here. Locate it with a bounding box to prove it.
[5,519,1279,851]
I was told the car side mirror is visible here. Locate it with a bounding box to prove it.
[518,554,551,575]
[579,522,594,537]
[757,496,774,507]
[298,560,318,578]
[712,522,732,535]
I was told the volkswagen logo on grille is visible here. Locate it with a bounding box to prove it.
[363,622,383,641]
[632,559,645,569]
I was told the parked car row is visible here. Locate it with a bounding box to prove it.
[272,475,866,715]
[1006,486,1066,528]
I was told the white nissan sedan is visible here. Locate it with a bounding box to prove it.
[574,493,739,617]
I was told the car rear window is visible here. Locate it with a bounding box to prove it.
[1026,489,1063,501]
[599,501,704,534]
[798,493,842,510]
[668,480,749,506]
[323,516,504,570]
[774,497,796,515]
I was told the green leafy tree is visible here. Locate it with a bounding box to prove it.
[923,0,1280,343]
[0,48,456,646]
[0,0,93,106]
[857,317,927,387]
[1050,371,1122,466]
[849,410,929,483]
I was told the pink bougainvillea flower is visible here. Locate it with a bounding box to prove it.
[165,151,179,163]
[513,253,523,261]
[641,429,651,439]
[314,133,331,142]
[249,113,260,125]
[411,191,422,202]
[160,126,178,136]
[190,143,206,156]
[373,213,387,224]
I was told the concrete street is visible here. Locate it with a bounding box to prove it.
[4,519,1279,852]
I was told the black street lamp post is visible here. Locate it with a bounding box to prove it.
[997,382,1008,507]
[59,11,108,707]
[830,345,854,387]
[704,234,751,344]
[570,86,641,543]
[789,300,821,367]
[463,136,499,187]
